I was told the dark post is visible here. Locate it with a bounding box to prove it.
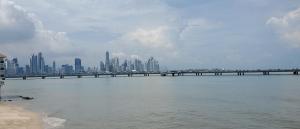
[23,76,27,80]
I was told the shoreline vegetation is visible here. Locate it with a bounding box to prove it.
[0,103,42,129]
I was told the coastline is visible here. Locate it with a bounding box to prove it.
[0,102,43,129]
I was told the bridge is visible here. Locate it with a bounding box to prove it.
[2,68,299,80]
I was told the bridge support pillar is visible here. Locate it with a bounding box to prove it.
[293,71,299,75]
[23,76,27,80]
[263,72,270,75]
[172,73,175,76]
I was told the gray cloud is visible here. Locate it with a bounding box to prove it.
[1,0,300,69]
[0,0,35,43]
[267,7,300,47]
[0,0,79,65]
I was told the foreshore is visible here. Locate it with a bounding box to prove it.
[0,102,42,129]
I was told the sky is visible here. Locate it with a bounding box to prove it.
[0,0,300,69]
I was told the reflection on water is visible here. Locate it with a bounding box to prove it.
[3,76,300,129]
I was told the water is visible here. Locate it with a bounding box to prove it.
[2,75,300,129]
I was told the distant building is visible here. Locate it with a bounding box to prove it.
[30,54,38,75]
[6,59,17,76]
[0,53,6,80]
[100,61,105,72]
[37,52,45,74]
[25,65,30,75]
[146,57,160,72]
[52,61,56,74]
[75,58,82,73]
[61,64,73,75]
[105,51,110,72]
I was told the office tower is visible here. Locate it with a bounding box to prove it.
[30,54,38,75]
[100,61,105,72]
[61,64,73,75]
[105,51,110,72]
[25,65,30,75]
[0,53,6,80]
[12,58,21,75]
[111,57,120,73]
[75,58,82,73]
[37,52,45,74]
[52,61,56,74]
[6,59,17,76]
[146,57,160,72]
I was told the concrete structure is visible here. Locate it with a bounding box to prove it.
[75,58,82,73]
[0,53,6,80]
[0,53,6,100]
[105,51,110,72]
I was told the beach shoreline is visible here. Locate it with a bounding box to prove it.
[0,102,43,129]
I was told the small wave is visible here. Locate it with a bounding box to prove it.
[43,115,66,129]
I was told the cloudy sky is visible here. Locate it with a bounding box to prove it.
[1,0,300,69]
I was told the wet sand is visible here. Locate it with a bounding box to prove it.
[0,103,42,129]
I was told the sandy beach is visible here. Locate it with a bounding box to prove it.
[0,103,42,129]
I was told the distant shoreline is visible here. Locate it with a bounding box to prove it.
[0,103,42,129]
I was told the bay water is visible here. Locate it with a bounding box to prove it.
[3,75,300,129]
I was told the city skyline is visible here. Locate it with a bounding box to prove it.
[4,51,160,76]
[1,0,300,69]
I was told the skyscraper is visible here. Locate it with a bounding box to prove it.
[105,51,110,72]
[100,61,105,72]
[30,54,38,75]
[75,58,82,73]
[52,61,56,74]
[146,57,160,72]
[37,52,45,74]
[6,59,17,76]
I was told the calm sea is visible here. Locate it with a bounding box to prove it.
[3,75,300,129]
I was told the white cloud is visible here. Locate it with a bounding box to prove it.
[126,26,173,49]
[0,0,78,63]
[267,7,300,47]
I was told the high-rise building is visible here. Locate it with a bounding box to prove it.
[146,57,160,72]
[52,61,56,74]
[75,58,82,73]
[61,64,73,75]
[105,51,110,72]
[30,54,38,75]
[6,59,17,76]
[100,61,105,72]
[37,52,45,74]
[25,65,30,75]
[0,53,6,80]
